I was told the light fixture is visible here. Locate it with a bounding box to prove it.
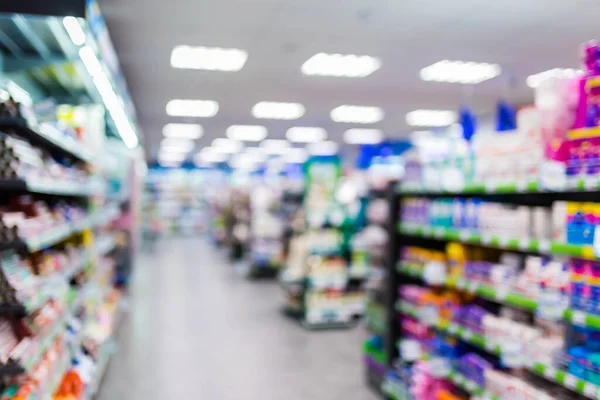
[166,99,219,117]
[158,151,186,161]
[344,129,384,144]
[226,125,267,141]
[260,139,291,154]
[160,138,195,152]
[286,148,309,163]
[526,68,583,88]
[301,53,381,78]
[79,46,103,77]
[229,153,260,170]
[420,60,501,84]
[405,110,457,127]
[286,127,327,143]
[242,147,268,162]
[158,159,183,167]
[162,123,203,139]
[197,150,228,163]
[170,45,248,71]
[79,46,138,148]
[330,105,383,124]
[308,140,339,156]
[62,16,86,46]
[212,138,243,153]
[251,102,305,120]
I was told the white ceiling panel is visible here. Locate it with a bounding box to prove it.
[100,0,600,159]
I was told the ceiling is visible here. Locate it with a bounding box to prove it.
[100,0,599,159]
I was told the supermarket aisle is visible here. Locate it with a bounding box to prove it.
[98,238,378,400]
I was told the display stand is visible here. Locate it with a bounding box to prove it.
[380,178,600,399]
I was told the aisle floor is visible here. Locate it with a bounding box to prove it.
[98,238,379,400]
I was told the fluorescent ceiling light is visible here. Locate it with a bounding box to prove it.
[79,46,103,77]
[230,154,260,170]
[302,53,381,78]
[160,138,195,152]
[286,148,309,163]
[286,127,327,143]
[86,61,138,148]
[226,125,267,141]
[526,68,583,88]
[242,147,268,162]
[344,129,383,145]
[260,139,291,154]
[420,60,501,84]
[406,109,457,127]
[166,99,219,117]
[212,138,243,153]
[331,105,383,124]
[171,45,248,71]
[197,150,228,163]
[158,151,187,161]
[252,102,305,120]
[308,140,339,156]
[63,16,86,46]
[162,123,203,139]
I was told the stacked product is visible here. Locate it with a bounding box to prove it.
[246,184,285,276]
[401,40,600,193]
[379,38,600,400]
[0,101,126,400]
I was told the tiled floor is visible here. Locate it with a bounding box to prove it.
[98,238,379,400]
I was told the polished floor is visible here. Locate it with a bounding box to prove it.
[98,238,379,400]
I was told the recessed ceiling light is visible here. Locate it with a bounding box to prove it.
[286,127,327,143]
[331,105,383,124]
[286,148,309,163]
[166,99,219,117]
[160,138,195,152]
[526,68,583,88]
[252,102,305,120]
[302,53,381,78]
[158,151,187,161]
[260,139,291,154]
[212,138,243,153]
[63,17,86,46]
[344,129,384,145]
[197,149,229,163]
[242,148,268,162]
[230,153,260,170]
[226,125,267,142]
[171,45,248,71]
[308,140,339,156]
[162,123,203,139]
[420,60,501,84]
[406,110,457,127]
[194,149,229,164]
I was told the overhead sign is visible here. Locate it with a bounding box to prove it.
[0,0,86,17]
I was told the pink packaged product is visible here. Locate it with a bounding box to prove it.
[574,40,600,129]
[410,361,453,400]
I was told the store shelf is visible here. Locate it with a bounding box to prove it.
[22,313,68,372]
[397,176,600,196]
[397,264,538,311]
[446,370,500,399]
[399,223,596,260]
[527,361,600,399]
[396,301,501,355]
[397,263,600,330]
[25,225,73,253]
[0,117,93,163]
[397,300,600,398]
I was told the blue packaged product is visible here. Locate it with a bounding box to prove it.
[568,346,588,379]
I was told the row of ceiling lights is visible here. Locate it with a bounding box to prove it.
[160,45,579,168]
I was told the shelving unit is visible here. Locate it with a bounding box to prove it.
[376,179,600,400]
[0,123,125,400]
